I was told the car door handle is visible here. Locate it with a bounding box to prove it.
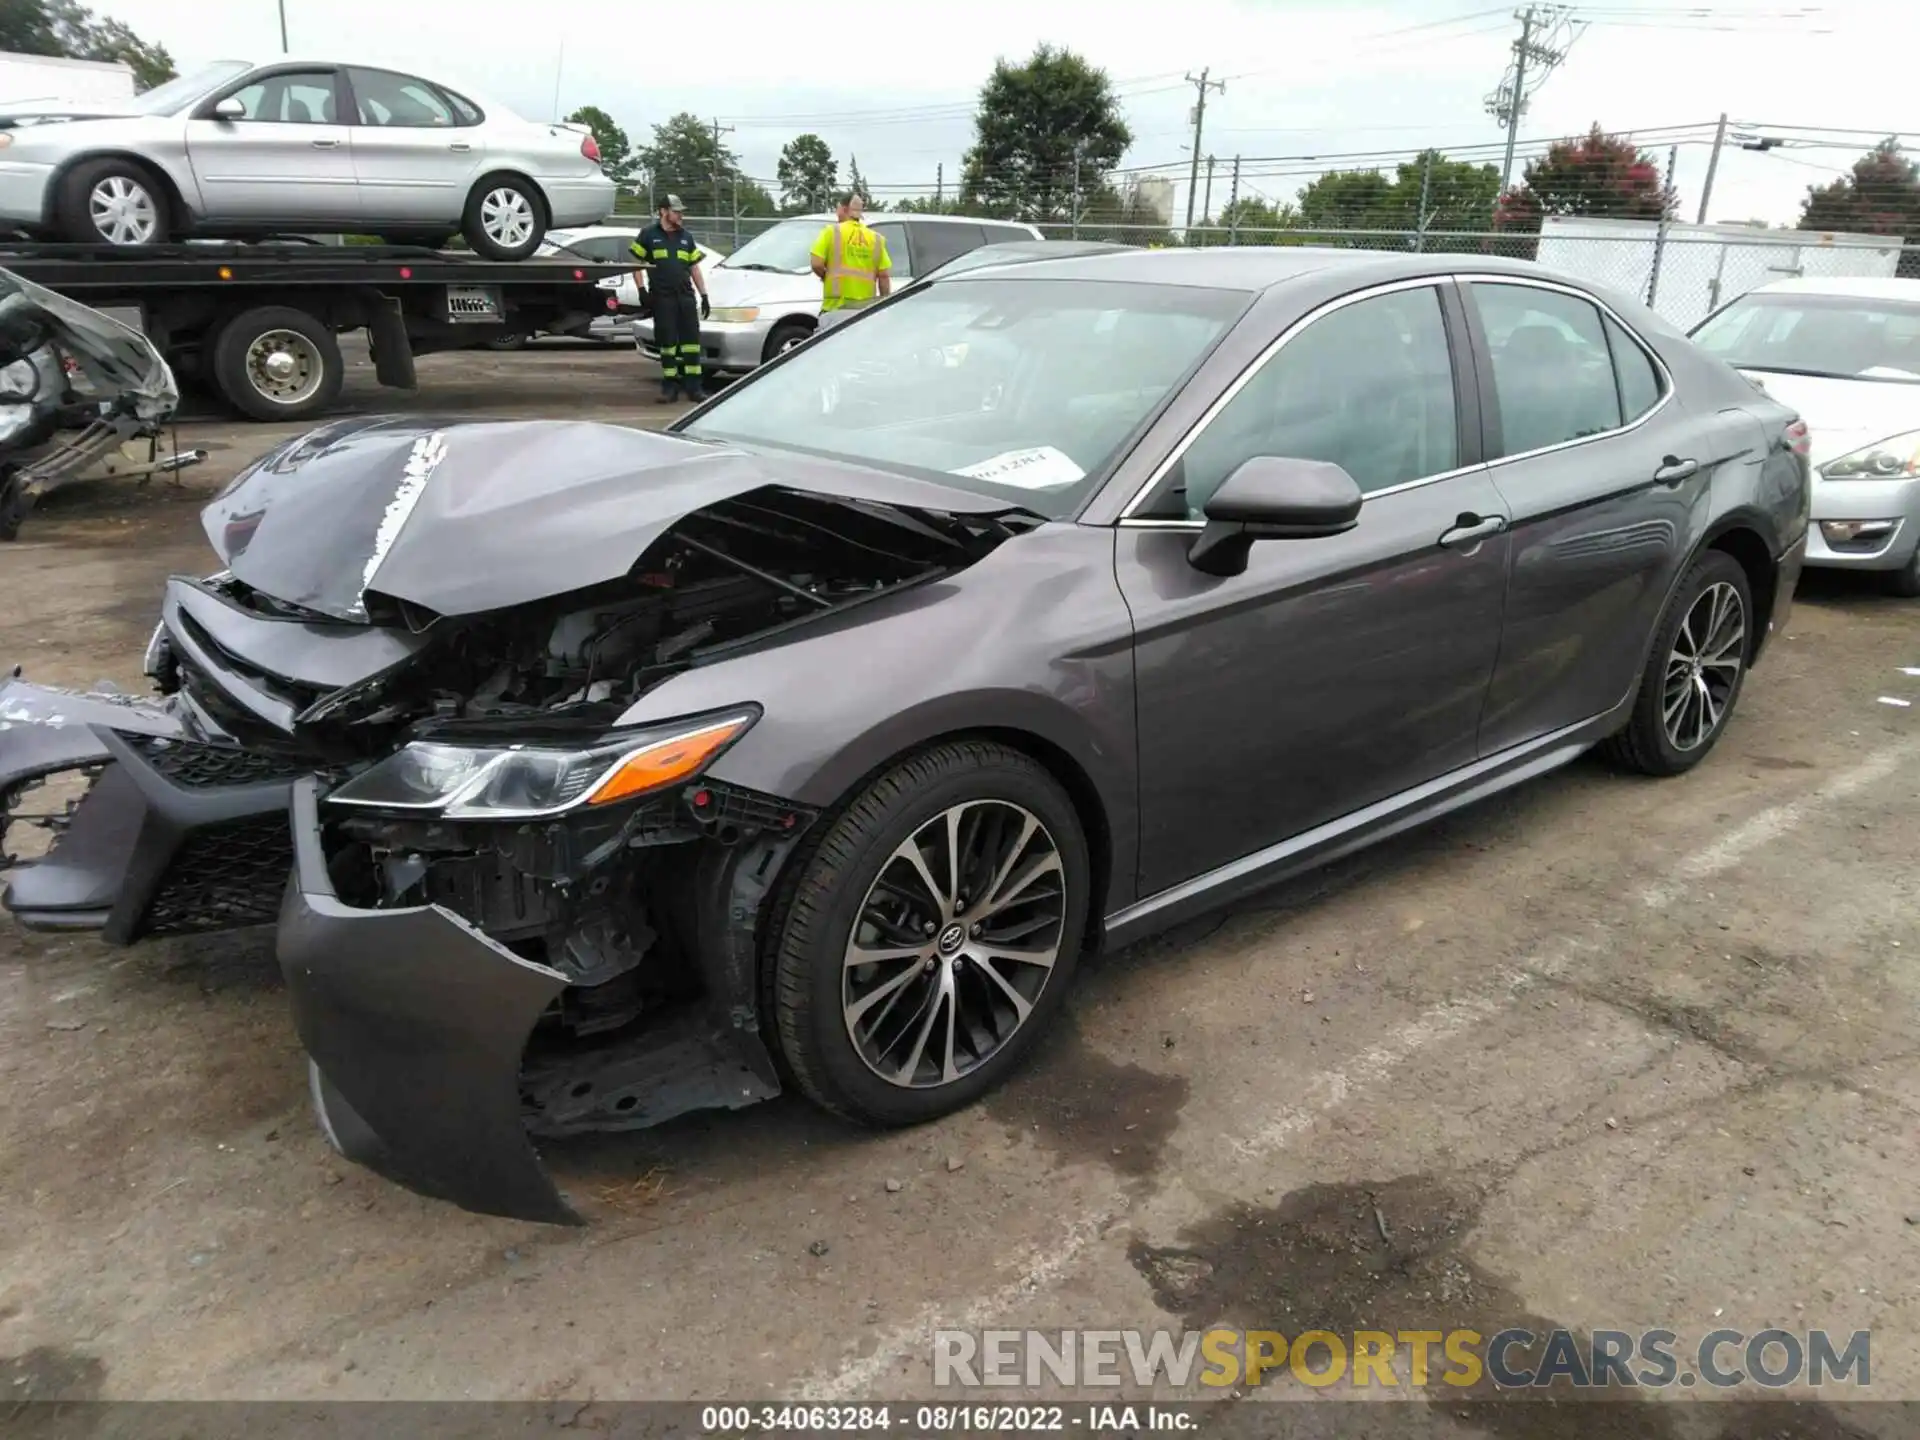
[449,142,472,152]
[1439,513,1508,549]
[1653,456,1699,485]
[310,138,340,148]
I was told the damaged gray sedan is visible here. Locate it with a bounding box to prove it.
[1,250,1809,1223]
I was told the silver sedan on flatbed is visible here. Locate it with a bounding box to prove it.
[0,59,615,259]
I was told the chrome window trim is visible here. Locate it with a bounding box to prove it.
[1118,276,1466,521]
[1117,271,1677,524]
[1453,274,1676,464]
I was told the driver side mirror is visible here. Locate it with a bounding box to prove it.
[1187,456,1363,576]
[212,97,246,120]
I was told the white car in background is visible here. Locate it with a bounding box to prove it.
[1692,276,1920,596]
[0,59,615,258]
[634,212,1043,374]
[536,224,724,340]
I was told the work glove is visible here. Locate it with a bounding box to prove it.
[700,294,712,320]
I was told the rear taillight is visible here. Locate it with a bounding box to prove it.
[580,134,602,164]
[1785,418,1811,460]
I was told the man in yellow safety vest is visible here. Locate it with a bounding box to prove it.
[809,191,891,334]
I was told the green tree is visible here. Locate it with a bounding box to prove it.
[960,44,1131,223]
[776,133,837,213]
[566,105,637,186]
[1296,169,1400,229]
[2,0,174,90]
[846,154,871,204]
[1396,150,1501,237]
[636,112,744,219]
[1799,139,1920,278]
[1495,124,1672,233]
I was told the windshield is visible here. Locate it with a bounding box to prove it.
[130,60,253,115]
[1692,291,1920,383]
[721,217,827,274]
[682,278,1247,517]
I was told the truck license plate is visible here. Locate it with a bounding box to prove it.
[445,285,504,323]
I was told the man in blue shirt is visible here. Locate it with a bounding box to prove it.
[632,194,711,403]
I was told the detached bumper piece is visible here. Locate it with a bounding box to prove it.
[1,676,303,938]
[281,777,799,1225]
[281,781,580,1225]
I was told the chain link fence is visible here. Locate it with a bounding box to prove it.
[672,213,1919,333]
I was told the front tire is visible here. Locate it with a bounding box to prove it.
[762,319,813,364]
[211,306,344,422]
[462,176,545,260]
[1602,550,1753,776]
[58,158,169,246]
[768,741,1090,1127]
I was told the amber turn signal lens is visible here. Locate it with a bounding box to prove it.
[586,718,751,806]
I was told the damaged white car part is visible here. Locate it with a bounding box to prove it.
[0,265,197,540]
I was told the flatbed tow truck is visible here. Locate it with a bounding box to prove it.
[0,241,633,422]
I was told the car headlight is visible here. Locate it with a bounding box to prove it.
[1818,430,1920,480]
[709,307,760,324]
[326,709,757,819]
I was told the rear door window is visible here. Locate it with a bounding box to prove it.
[1471,283,1624,457]
[872,222,912,279]
[911,221,988,273]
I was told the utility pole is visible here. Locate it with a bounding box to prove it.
[277,0,288,51]
[1202,154,1216,229]
[935,162,943,207]
[1414,151,1434,252]
[709,118,735,222]
[550,38,566,123]
[1697,111,1729,224]
[1070,142,1083,238]
[1184,68,1225,229]
[1227,155,1241,244]
[1486,6,1580,195]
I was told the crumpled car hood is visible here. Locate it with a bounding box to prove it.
[203,416,1027,622]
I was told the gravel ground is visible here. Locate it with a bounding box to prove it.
[2,347,1917,1430]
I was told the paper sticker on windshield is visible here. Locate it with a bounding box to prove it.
[955,447,1085,489]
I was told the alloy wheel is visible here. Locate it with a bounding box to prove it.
[481,188,535,249]
[842,800,1066,1089]
[244,329,324,405]
[1663,580,1746,752]
[89,176,158,245]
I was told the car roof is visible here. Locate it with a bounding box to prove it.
[937,246,1554,293]
[1748,275,1920,300]
[777,212,1040,229]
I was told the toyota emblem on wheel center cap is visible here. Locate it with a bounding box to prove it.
[937,922,967,955]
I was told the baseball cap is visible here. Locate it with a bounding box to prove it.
[661,194,685,211]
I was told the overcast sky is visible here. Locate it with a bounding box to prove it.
[84,0,1913,227]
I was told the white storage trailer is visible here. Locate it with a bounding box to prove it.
[1536,216,1901,331]
[0,50,136,107]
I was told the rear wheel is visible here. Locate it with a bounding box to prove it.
[768,740,1089,1126]
[462,176,545,261]
[211,306,343,422]
[1602,550,1753,776]
[58,158,169,246]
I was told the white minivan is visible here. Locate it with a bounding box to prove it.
[635,212,1043,375]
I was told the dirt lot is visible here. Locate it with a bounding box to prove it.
[3,346,1918,1426]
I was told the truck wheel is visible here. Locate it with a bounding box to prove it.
[59,158,170,246]
[484,332,530,351]
[462,175,546,261]
[211,306,343,422]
